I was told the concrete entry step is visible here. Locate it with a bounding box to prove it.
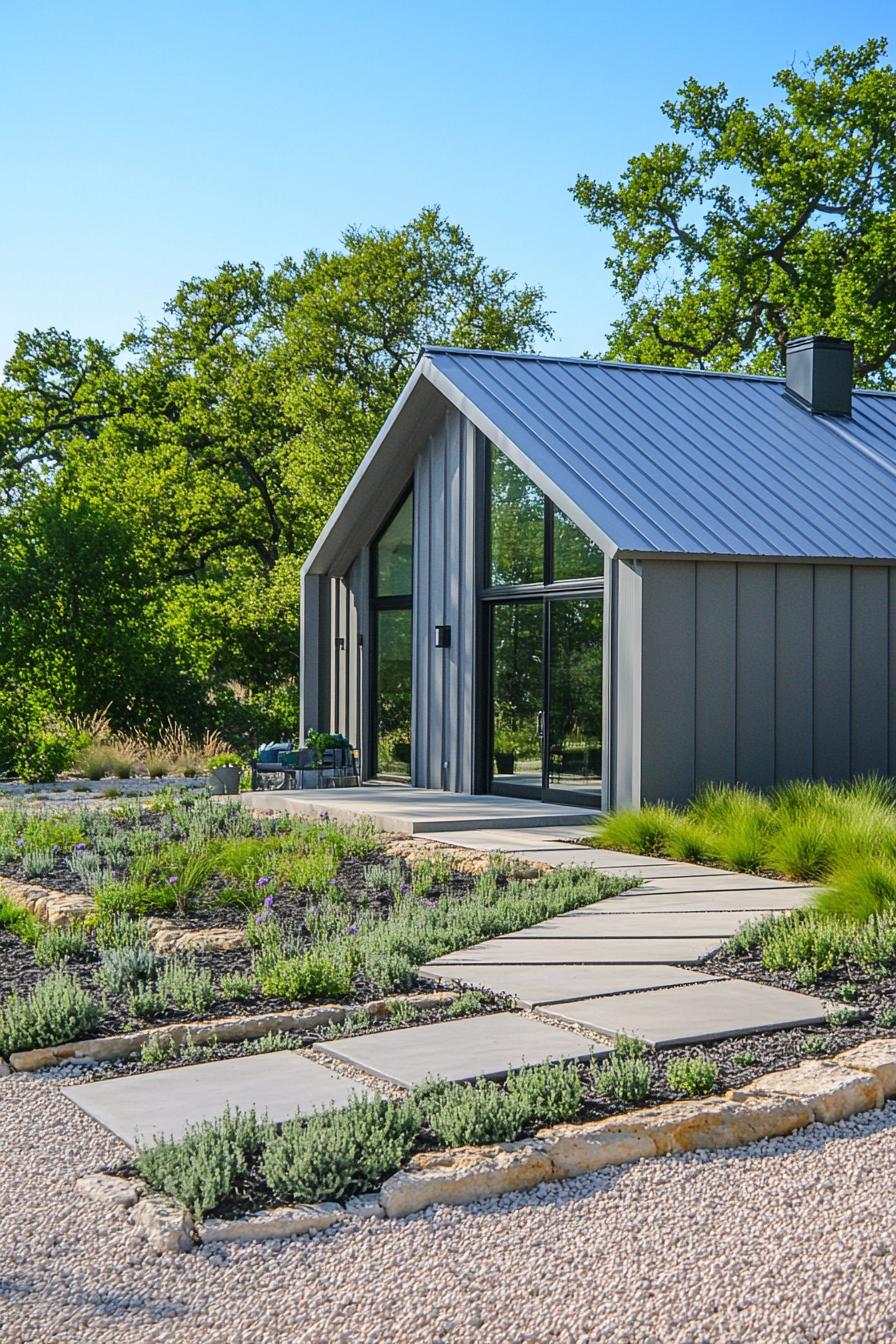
[417,962,715,1007]
[62,1052,370,1149]
[427,935,724,966]
[506,910,753,939]
[235,787,597,835]
[540,980,828,1047]
[314,1012,606,1087]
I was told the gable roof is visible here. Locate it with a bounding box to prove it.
[304,347,896,576]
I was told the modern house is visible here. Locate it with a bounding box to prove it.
[300,336,896,811]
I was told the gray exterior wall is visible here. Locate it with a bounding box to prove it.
[616,557,896,808]
[411,408,480,791]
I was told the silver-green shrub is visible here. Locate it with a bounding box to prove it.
[261,1096,421,1203]
[0,971,100,1055]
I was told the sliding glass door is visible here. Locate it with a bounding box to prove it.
[489,596,603,804]
[484,442,604,806]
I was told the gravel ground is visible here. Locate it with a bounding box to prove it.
[3,1073,896,1344]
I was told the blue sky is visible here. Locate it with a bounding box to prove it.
[1,1,893,364]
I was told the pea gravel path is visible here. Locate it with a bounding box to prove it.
[4,1072,896,1344]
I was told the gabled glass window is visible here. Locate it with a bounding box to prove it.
[374,492,413,597]
[487,443,603,587]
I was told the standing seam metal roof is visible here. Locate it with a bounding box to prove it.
[424,347,896,560]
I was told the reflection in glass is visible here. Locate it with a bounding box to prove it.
[548,598,602,795]
[375,493,413,597]
[375,608,412,778]
[489,446,544,586]
[553,509,604,581]
[491,602,543,792]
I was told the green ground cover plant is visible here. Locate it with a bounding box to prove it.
[591,1037,652,1104]
[0,971,100,1056]
[666,1056,718,1097]
[136,1107,273,1218]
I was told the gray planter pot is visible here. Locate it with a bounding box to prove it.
[208,765,241,796]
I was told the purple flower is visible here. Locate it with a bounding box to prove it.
[73,842,87,851]
[256,875,272,888]
[329,878,338,887]
[167,875,178,885]
[51,844,60,854]
[254,912,265,925]
[15,838,23,849]
[346,923,358,935]
[263,894,274,908]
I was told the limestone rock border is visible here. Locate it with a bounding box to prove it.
[6,991,457,1072]
[77,1039,896,1250]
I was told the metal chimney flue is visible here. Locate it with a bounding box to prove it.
[785,335,853,417]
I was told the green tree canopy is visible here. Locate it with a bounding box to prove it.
[0,207,551,740]
[572,37,896,384]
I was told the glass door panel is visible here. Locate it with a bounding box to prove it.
[490,602,543,796]
[374,607,412,779]
[547,598,602,797]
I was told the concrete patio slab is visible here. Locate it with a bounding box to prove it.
[315,1012,605,1086]
[236,787,597,835]
[62,1052,369,1148]
[540,979,828,1046]
[426,935,723,965]
[508,910,753,939]
[417,962,714,1006]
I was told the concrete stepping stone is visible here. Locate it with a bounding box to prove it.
[507,910,751,939]
[503,855,720,878]
[315,1012,605,1087]
[540,979,828,1046]
[596,888,816,914]
[62,1052,369,1148]
[417,962,715,1007]
[625,873,808,893]
[428,935,723,966]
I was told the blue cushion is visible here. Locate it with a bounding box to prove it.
[257,740,292,764]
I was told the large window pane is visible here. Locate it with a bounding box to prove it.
[375,493,413,597]
[547,598,602,795]
[489,445,544,586]
[553,508,604,581]
[375,607,412,778]
[491,602,543,792]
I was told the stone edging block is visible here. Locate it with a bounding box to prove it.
[8,991,457,1072]
[0,875,93,928]
[79,1038,896,1249]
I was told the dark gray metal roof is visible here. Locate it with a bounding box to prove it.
[424,347,896,560]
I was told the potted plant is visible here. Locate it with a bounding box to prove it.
[207,752,243,795]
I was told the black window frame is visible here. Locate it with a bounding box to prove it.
[368,484,414,782]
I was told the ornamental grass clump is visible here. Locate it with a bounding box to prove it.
[0,894,41,943]
[0,971,100,1055]
[261,1096,420,1204]
[136,1106,271,1218]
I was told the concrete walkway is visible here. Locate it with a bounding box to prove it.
[417,823,827,1046]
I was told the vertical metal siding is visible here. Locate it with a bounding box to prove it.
[637,558,896,805]
[695,563,736,785]
[735,564,776,789]
[611,559,642,810]
[774,565,814,780]
[639,561,697,801]
[850,567,889,776]
[411,408,479,790]
[813,566,851,782]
